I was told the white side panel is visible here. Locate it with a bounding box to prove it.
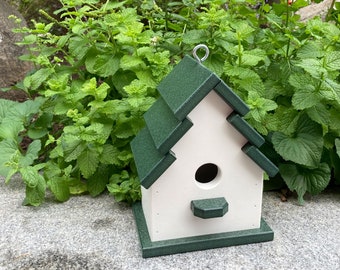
[142,91,264,242]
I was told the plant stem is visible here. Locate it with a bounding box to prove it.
[285,0,291,58]
[286,39,291,58]
[285,0,290,28]
[238,37,242,66]
[326,0,336,21]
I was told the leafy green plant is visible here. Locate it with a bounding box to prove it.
[2,0,340,205]
[2,0,173,205]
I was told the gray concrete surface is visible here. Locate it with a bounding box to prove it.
[0,174,339,270]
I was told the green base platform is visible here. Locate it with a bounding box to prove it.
[132,202,274,258]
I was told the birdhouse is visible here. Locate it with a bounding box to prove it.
[130,49,279,258]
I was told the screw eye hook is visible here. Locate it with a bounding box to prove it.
[192,44,209,63]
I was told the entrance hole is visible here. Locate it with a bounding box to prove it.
[195,163,219,183]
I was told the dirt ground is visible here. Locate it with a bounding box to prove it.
[0,89,29,102]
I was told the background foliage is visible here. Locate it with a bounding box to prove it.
[1,0,340,205]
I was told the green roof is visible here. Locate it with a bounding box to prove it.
[143,97,193,155]
[130,55,278,188]
[130,127,176,189]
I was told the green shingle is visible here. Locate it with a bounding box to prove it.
[227,112,265,147]
[144,97,193,155]
[157,55,220,121]
[242,143,279,177]
[214,81,250,116]
[130,127,176,188]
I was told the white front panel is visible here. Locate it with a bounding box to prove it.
[142,91,264,241]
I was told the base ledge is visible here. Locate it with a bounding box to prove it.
[132,202,274,258]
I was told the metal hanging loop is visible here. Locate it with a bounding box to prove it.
[192,44,209,63]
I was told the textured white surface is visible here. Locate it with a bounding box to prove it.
[142,91,264,241]
[0,175,340,269]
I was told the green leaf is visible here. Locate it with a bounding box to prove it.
[297,42,324,59]
[68,178,88,195]
[68,36,90,60]
[117,149,133,165]
[329,146,340,185]
[7,98,45,122]
[246,92,277,122]
[80,78,109,100]
[19,140,41,167]
[62,135,86,162]
[306,104,330,126]
[289,74,320,110]
[320,79,340,102]
[296,58,327,79]
[225,64,265,94]
[204,54,224,76]
[0,139,19,178]
[231,21,254,40]
[182,29,208,44]
[135,70,157,88]
[280,163,331,204]
[291,0,309,9]
[0,99,17,120]
[120,55,146,71]
[111,69,136,94]
[325,51,340,71]
[87,164,109,197]
[22,173,46,206]
[336,138,340,158]
[104,0,127,9]
[99,144,120,165]
[43,160,62,179]
[45,74,70,97]
[80,125,101,142]
[77,146,100,178]
[107,170,141,204]
[81,77,96,96]
[292,87,319,110]
[240,48,266,66]
[329,108,340,131]
[272,114,323,167]
[27,128,48,139]
[24,68,54,90]
[289,73,314,89]
[85,53,120,77]
[114,119,142,139]
[123,79,148,96]
[270,106,299,135]
[0,119,24,140]
[48,177,70,202]
[20,166,40,188]
[17,34,37,45]
[96,82,110,100]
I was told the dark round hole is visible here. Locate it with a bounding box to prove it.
[195,163,218,183]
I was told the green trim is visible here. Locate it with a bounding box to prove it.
[130,127,176,189]
[242,143,279,177]
[157,55,220,121]
[133,202,274,258]
[191,197,228,219]
[227,112,265,148]
[144,97,193,155]
[214,81,250,116]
